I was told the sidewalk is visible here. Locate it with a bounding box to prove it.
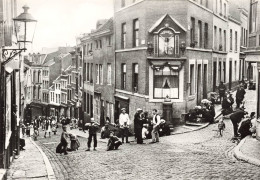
[234,136,260,167]
[7,137,56,180]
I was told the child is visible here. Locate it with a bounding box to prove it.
[218,118,226,137]
[107,131,122,151]
[69,134,80,151]
[33,126,39,141]
[85,118,99,151]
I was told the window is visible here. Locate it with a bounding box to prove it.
[96,40,98,49]
[121,23,126,49]
[133,19,139,47]
[223,30,226,51]
[259,35,260,46]
[234,61,237,80]
[220,0,222,15]
[198,21,202,48]
[235,31,238,52]
[87,63,90,81]
[91,63,93,83]
[99,64,103,84]
[250,1,258,33]
[241,27,244,45]
[96,64,99,84]
[121,0,125,7]
[190,64,195,95]
[204,23,208,49]
[133,64,138,92]
[230,29,232,51]
[122,64,126,90]
[83,62,86,81]
[107,36,112,46]
[38,71,41,83]
[190,17,195,44]
[84,92,86,111]
[87,93,90,114]
[107,63,112,85]
[38,87,40,99]
[219,28,222,50]
[154,66,179,99]
[214,26,217,50]
[68,75,71,84]
[224,3,226,17]
[99,40,102,49]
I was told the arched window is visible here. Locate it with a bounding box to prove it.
[38,70,41,83]
[38,86,41,100]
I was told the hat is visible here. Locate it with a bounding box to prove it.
[90,118,95,123]
[137,108,142,111]
[121,108,126,111]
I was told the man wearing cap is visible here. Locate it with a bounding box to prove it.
[86,118,99,151]
[119,108,130,143]
[236,84,246,108]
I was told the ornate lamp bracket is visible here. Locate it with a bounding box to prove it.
[2,48,26,65]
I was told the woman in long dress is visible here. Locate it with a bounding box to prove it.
[44,118,52,138]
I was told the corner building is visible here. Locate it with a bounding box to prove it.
[114,0,216,126]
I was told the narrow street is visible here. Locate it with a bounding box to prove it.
[34,90,260,180]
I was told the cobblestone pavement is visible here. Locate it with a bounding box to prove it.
[35,90,260,180]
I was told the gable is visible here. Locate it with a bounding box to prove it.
[149,14,187,34]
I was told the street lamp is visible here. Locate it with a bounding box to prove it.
[2,5,37,65]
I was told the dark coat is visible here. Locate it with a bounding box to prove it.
[134,112,143,130]
[230,110,245,124]
[236,88,246,100]
[218,84,226,95]
[238,119,252,139]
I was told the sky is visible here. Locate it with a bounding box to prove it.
[18,0,114,52]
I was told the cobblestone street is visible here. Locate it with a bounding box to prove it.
[35,90,260,180]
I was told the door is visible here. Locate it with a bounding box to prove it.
[203,64,208,99]
[115,100,120,123]
[163,103,173,125]
[197,64,202,105]
[100,100,105,126]
[229,61,232,90]
[213,62,217,92]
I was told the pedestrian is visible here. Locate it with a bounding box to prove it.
[51,118,57,135]
[230,108,247,138]
[119,108,130,143]
[151,109,161,143]
[85,118,99,151]
[238,112,255,139]
[100,123,110,139]
[134,108,144,144]
[26,123,31,137]
[217,118,225,137]
[107,131,122,151]
[60,125,69,155]
[218,81,226,103]
[21,122,26,137]
[236,84,246,108]
[69,134,80,151]
[44,117,52,138]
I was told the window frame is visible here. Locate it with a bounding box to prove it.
[121,23,126,49]
[133,19,139,47]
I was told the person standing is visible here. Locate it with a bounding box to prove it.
[60,125,69,155]
[218,81,226,103]
[44,118,52,138]
[134,108,144,144]
[151,109,160,143]
[86,118,99,151]
[119,108,130,143]
[236,84,246,108]
[230,108,247,138]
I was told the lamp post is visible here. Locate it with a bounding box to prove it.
[1,5,37,158]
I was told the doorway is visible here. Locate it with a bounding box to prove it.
[229,60,232,90]
[213,62,217,92]
[197,64,202,105]
[203,64,208,99]
[100,100,105,126]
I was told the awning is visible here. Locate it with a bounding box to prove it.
[245,55,260,62]
[114,94,129,102]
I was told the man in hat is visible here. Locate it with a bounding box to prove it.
[151,109,161,143]
[86,118,99,151]
[119,108,130,143]
[134,108,144,144]
[218,81,226,103]
[236,83,246,108]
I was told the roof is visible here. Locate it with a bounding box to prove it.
[149,14,187,33]
[228,2,242,24]
[89,18,113,37]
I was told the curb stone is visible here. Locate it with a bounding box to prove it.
[30,138,57,180]
[234,136,260,167]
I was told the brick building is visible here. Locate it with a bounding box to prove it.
[80,18,115,125]
[113,0,246,126]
